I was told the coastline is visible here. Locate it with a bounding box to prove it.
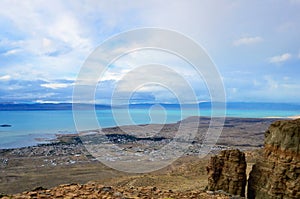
[1,102,300,150]
[1,115,293,150]
[287,115,300,119]
[0,115,283,150]
[264,114,300,119]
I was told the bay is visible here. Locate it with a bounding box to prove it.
[0,102,300,149]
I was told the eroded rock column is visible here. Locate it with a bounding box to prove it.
[207,149,247,197]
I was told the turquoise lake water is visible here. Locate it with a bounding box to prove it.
[0,102,300,149]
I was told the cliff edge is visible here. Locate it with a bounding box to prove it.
[248,119,300,199]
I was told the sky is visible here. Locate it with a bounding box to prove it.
[0,0,300,104]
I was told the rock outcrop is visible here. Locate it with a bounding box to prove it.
[248,119,300,199]
[207,149,247,196]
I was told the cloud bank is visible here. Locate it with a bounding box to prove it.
[0,0,300,103]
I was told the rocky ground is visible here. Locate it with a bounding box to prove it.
[1,183,238,199]
[0,117,277,197]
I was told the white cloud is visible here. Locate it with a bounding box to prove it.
[233,36,263,46]
[41,83,72,89]
[0,75,11,81]
[2,49,21,56]
[0,1,94,81]
[268,53,292,64]
[264,76,278,89]
[35,100,61,104]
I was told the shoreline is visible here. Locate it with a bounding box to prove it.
[264,114,300,119]
[1,116,279,152]
[1,115,299,150]
[0,116,285,150]
[287,115,300,119]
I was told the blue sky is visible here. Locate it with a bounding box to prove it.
[0,0,300,104]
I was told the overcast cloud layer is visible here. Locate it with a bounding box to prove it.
[0,0,300,103]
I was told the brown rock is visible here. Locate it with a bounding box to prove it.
[207,149,247,197]
[6,182,232,198]
[248,119,300,199]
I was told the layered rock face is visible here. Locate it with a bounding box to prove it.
[207,149,247,196]
[248,119,300,199]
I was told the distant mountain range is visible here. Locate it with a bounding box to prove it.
[0,102,300,111]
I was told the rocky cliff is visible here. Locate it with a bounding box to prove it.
[207,149,247,197]
[248,119,300,199]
